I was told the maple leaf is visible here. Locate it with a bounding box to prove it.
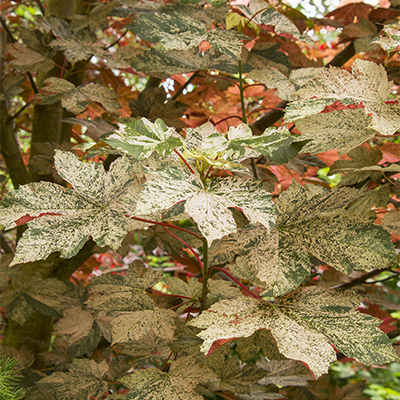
[347,185,391,216]
[190,286,399,378]
[120,356,216,400]
[206,29,249,59]
[135,167,276,245]
[127,12,207,51]
[7,43,55,73]
[35,77,121,115]
[382,210,400,236]
[111,307,176,345]
[286,59,400,137]
[103,118,183,160]
[0,151,148,265]
[0,276,72,325]
[87,260,162,312]
[54,308,101,358]
[37,359,109,400]
[209,181,396,295]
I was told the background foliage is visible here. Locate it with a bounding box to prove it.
[0,0,400,399]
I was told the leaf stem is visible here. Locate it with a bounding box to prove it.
[170,71,199,101]
[208,266,261,299]
[150,291,192,300]
[174,148,195,175]
[200,241,209,311]
[214,115,244,126]
[238,60,247,124]
[163,227,203,271]
[160,352,173,371]
[127,215,203,240]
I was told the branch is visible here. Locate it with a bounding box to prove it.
[170,71,199,101]
[330,268,393,290]
[0,231,14,254]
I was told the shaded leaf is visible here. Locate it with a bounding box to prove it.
[169,321,203,356]
[121,356,216,400]
[7,43,55,73]
[347,185,391,215]
[35,77,120,115]
[190,286,399,378]
[206,29,249,59]
[37,359,108,400]
[0,151,148,265]
[382,210,400,235]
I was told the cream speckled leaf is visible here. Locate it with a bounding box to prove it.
[111,308,176,344]
[190,286,398,378]
[371,23,400,56]
[0,151,147,265]
[285,59,400,136]
[293,108,377,156]
[382,210,400,235]
[35,77,120,115]
[136,168,275,245]
[54,308,101,358]
[37,359,108,400]
[7,43,55,73]
[128,12,207,51]
[121,356,216,400]
[87,261,160,312]
[104,118,182,160]
[206,29,249,59]
[165,276,202,299]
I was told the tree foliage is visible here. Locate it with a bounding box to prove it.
[0,0,399,399]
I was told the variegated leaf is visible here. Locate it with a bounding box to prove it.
[0,151,148,265]
[293,108,377,156]
[371,22,400,56]
[136,168,275,244]
[128,12,207,51]
[347,185,391,215]
[206,29,249,59]
[190,286,399,378]
[7,43,55,73]
[286,59,400,136]
[35,77,120,115]
[87,260,162,312]
[121,356,216,400]
[104,118,183,160]
[111,308,176,344]
[54,308,101,358]
[37,359,109,400]
[382,210,400,236]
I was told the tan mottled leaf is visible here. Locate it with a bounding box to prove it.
[121,356,216,400]
[190,286,399,378]
[35,77,120,115]
[347,185,391,215]
[0,151,148,265]
[7,43,55,73]
[37,359,108,400]
[111,308,176,344]
[371,22,400,56]
[206,29,249,59]
[382,210,400,235]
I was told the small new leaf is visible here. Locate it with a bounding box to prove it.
[190,286,398,379]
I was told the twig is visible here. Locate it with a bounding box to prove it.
[209,266,261,299]
[160,352,173,371]
[8,101,32,121]
[331,268,393,290]
[35,0,45,15]
[163,226,203,271]
[104,30,128,50]
[170,71,199,101]
[250,158,259,179]
[364,270,400,284]
[214,115,243,126]
[0,231,14,254]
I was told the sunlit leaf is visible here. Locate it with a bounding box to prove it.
[190,287,399,378]
[371,22,400,56]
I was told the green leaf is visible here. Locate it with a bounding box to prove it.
[111,308,176,345]
[136,168,275,245]
[103,118,183,160]
[190,286,399,379]
[35,77,120,115]
[54,308,101,358]
[0,151,148,265]
[127,12,207,51]
[7,43,55,73]
[37,359,109,400]
[87,260,162,311]
[121,356,216,400]
[286,59,400,137]
[206,29,249,59]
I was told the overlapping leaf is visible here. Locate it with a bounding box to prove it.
[286,59,400,138]
[206,29,249,59]
[190,286,399,378]
[209,181,396,295]
[87,260,162,311]
[135,167,275,244]
[121,356,216,400]
[103,118,183,160]
[0,151,148,265]
[7,43,55,73]
[35,77,120,115]
[382,210,400,236]
[37,359,109,400]
[371,23,400,56]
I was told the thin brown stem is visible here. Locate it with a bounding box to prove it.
[214,115,243,126]
[331,268,393,290]
[174,148,195,174]
[160,352,173,371]
[209,266,261,299]
[170,71,199,101]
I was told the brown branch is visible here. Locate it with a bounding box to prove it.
[331,268,393,290]
[170,71,199,101]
